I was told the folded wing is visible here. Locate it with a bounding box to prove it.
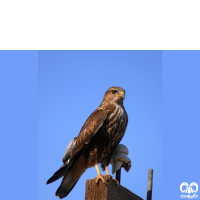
[46,108,108,198]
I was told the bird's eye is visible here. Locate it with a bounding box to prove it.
[111,90,117,94]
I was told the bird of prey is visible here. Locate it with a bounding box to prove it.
[46,86,128,199]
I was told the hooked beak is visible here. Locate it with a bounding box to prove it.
[115,91,125,99]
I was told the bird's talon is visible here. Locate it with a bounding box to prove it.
[110,177,119,186]
[96,174,106,185]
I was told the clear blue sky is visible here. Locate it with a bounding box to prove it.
[1,51,199,200]
[38,51,162,200]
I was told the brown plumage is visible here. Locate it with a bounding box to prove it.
[46,86,128,199]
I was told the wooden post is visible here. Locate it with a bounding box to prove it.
[146,169,153,200]
[85,177,143,200]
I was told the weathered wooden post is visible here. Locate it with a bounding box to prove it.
[146,169,153,200]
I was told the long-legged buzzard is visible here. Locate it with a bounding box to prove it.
[46,86,128,199]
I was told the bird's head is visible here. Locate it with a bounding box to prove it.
[102,86,125,105]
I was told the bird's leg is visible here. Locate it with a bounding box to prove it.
[105,166,110,175]
[95,164,107,185]
[105,166,119,186]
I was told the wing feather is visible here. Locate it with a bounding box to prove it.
[71,108,108,156]
[46,107,108,185]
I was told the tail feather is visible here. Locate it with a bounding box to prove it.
[55,156,87,199]
[55,173,79,199]
[47,144,88,198]
[46,164,69,184]
[47,144,87,185]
